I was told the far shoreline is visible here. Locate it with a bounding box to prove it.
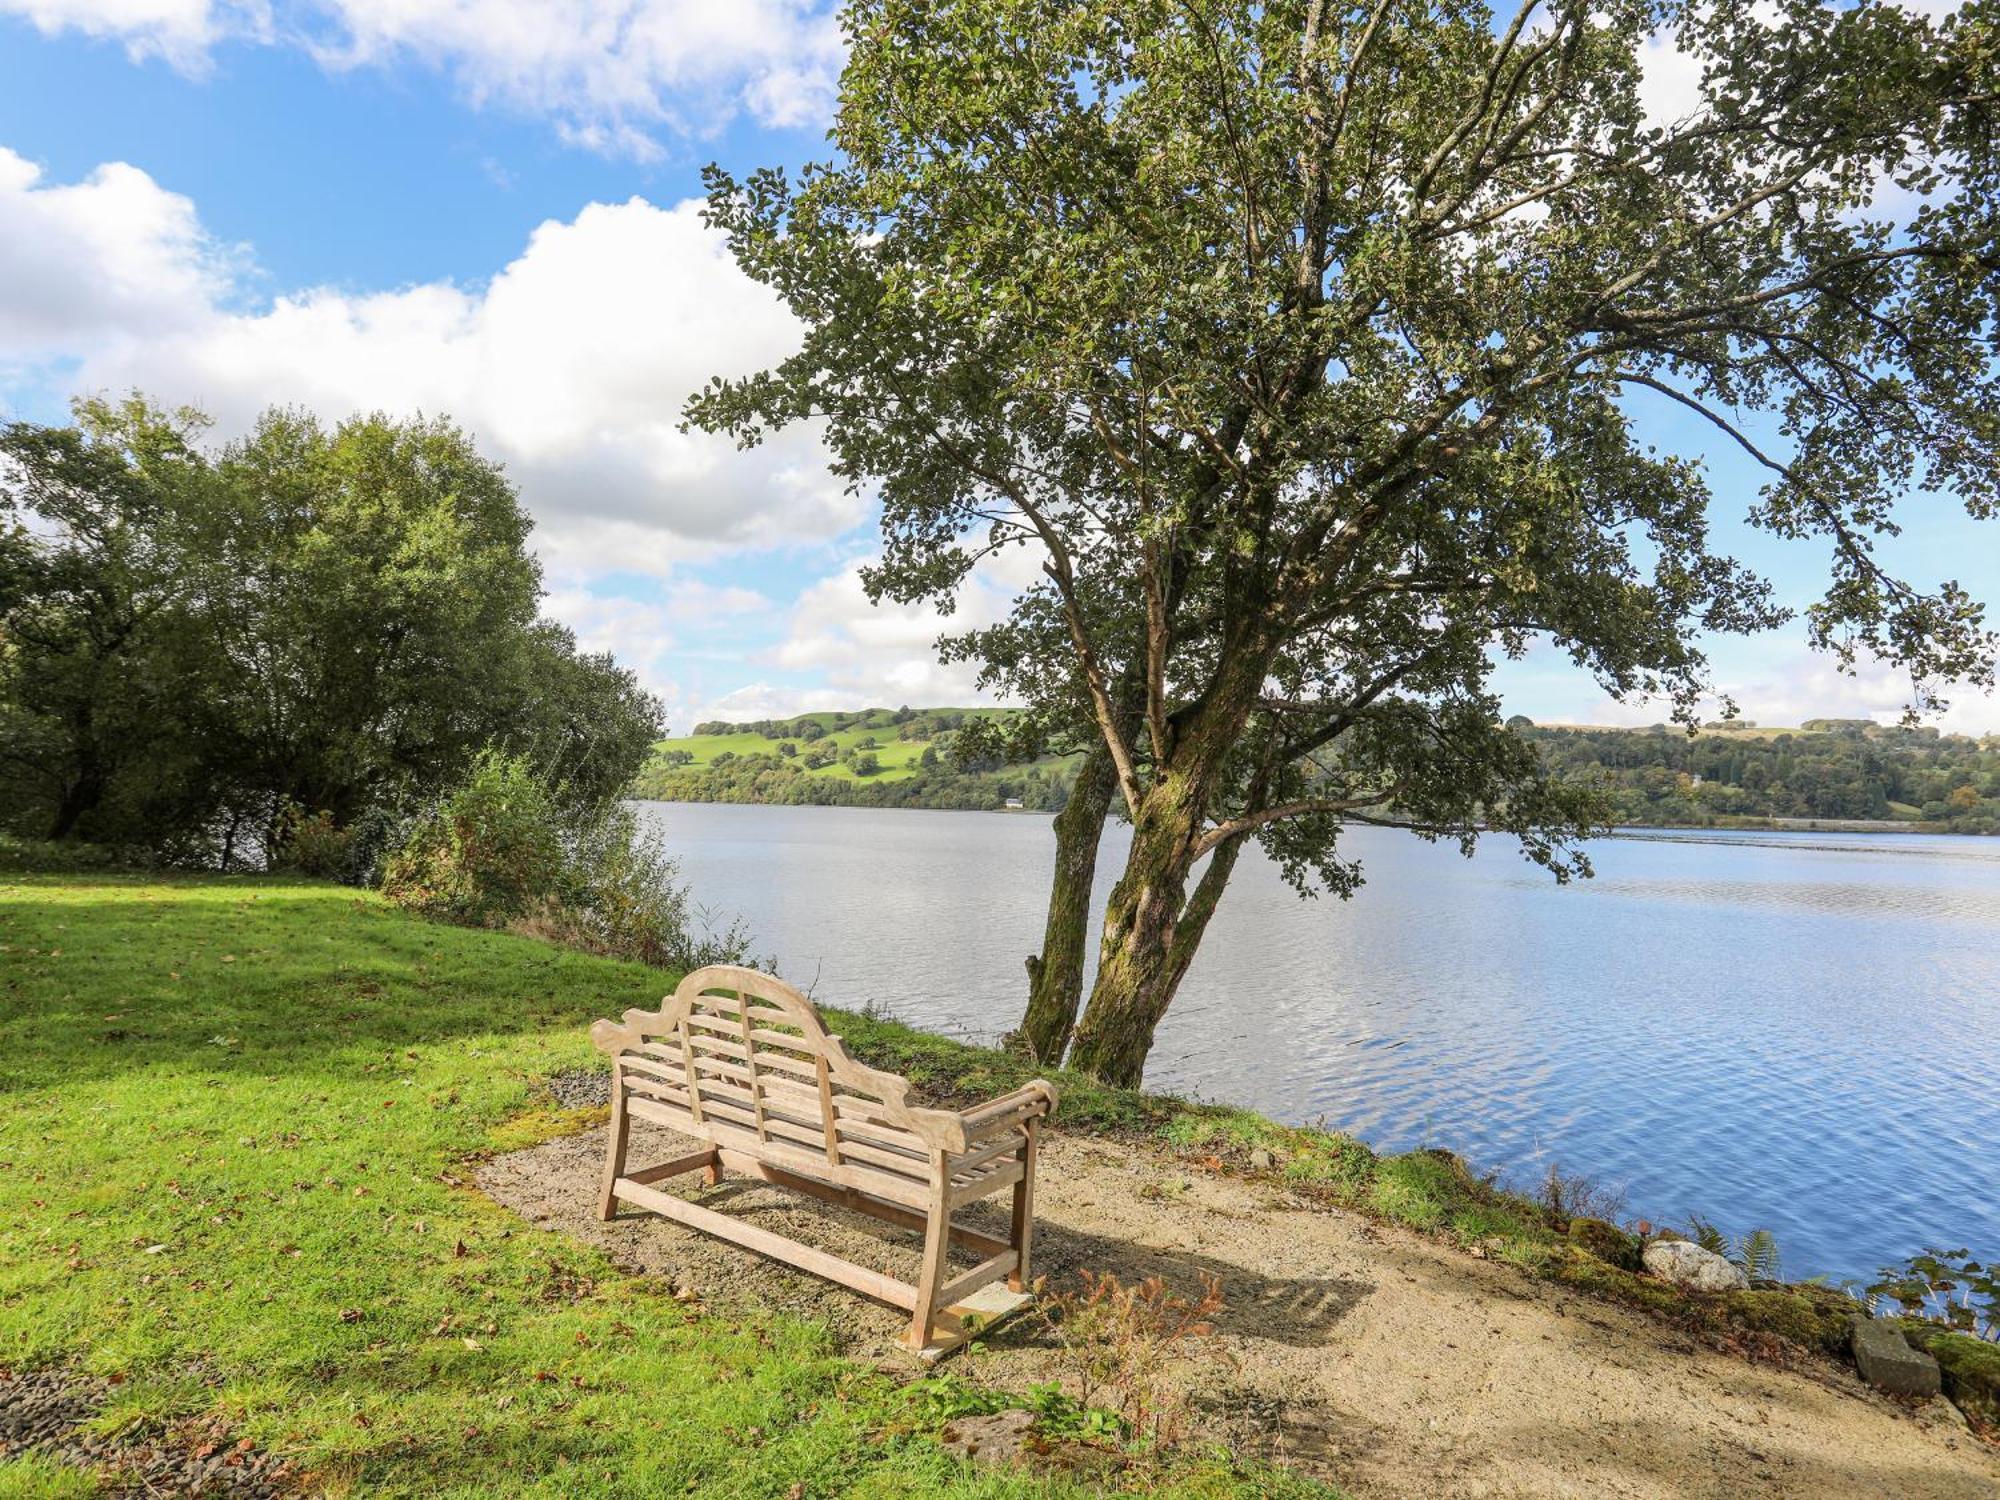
[632,794,1990,838]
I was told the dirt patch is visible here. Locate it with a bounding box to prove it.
[477,1120,2000,1500]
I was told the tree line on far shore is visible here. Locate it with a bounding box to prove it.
[633,706,2000,835]
[1527,722,2000,835]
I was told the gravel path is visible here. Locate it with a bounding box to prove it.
[0,1366,291,1495]
[479,1115,2000,1500]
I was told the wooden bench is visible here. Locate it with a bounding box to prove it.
[591,964,1057,1359]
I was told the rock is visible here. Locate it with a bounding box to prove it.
[1899,1323,2000,1428]
[1641,1238,1749,1292]
[937,1408,1039,1469]
[1851,1316,1942,1397]
[1567,1217,1641,1271]
[1248,1148,1275,1171]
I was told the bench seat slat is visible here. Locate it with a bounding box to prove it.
[622,1095,936,1209]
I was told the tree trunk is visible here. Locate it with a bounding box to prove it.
[1065,645,1269,1087]
[1163,829,1249,998]
[48,765,105,841]
[1012,741,1118,1064]
[1065,775,1207,1087]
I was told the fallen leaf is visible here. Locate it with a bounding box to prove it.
[143,1243,169,1255]
[462,1336,483,1351]
[338,1307,363,1324]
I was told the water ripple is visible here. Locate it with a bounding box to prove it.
[637,802,2000,1284]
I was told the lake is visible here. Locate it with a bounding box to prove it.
[633,799,2000,1284]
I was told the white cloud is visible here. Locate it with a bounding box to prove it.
[0,151,862,573]
[0,0,263,71]
[1559,646,1999,736]
[701,550,1044,722]
[0,148,241,361]
[0,0,844,155]
[542,578,775,691]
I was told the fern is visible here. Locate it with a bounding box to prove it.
[1737,1228,1782,1282]
[1683,1215,1782,1280]
[1687,1213,1729,1256]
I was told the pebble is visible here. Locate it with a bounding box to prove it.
[546,1066,612,1110]
[0,1366,292,1496]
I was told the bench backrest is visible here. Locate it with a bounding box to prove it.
[591,965,965,1170]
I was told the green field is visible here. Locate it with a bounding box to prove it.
[652,707,1018,786]
[0,872,1331,1499]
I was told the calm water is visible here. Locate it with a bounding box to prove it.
[634,800,2000,1283]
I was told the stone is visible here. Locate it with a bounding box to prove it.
[1898,1323,2000,1425]
[1248,1148,1275,1170]
[937,1408,1039,1469]
[1851,1316,1942,1397]
[1641,1238,1749,1292]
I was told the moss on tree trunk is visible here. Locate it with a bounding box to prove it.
[1014,741,1117,1064]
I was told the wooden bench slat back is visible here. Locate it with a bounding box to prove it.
[591,965,968,1159]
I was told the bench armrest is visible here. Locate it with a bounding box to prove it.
[958,1080,1059,1142]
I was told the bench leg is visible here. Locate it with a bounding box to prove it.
[907,1166,953,1351]
[1008,1118,1038,1292]
[598,1081,631,1221]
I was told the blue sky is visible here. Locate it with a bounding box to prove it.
[2,2,1995,734]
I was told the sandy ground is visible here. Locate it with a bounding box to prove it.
[477,1120,2000,1499]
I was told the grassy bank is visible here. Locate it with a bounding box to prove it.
[0,873,1335,1498]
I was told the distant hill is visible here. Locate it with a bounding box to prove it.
[630,707,2000,832]
[630,706,1079,812]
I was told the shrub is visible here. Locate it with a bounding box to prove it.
[1039,1270,1229,1448]
[269,804,357,879]
[0,834,139,874]
[381,750,752,971]
[520,805,754,971]
[381,752,570,925]
[1537,1162,1627,1227]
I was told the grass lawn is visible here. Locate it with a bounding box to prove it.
[0,873,1337,1498]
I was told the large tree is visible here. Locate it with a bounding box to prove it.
[691,0,2000,1084]
[0,400,225,842]
[1,399,663,860]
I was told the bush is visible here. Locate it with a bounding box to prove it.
[269,804,357,879]
[381,752,570,925]
[0,834,140,874]
[381,751,752,971]
[520,805,754,971]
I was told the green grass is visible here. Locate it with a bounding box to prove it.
[0,873,1338,1499]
